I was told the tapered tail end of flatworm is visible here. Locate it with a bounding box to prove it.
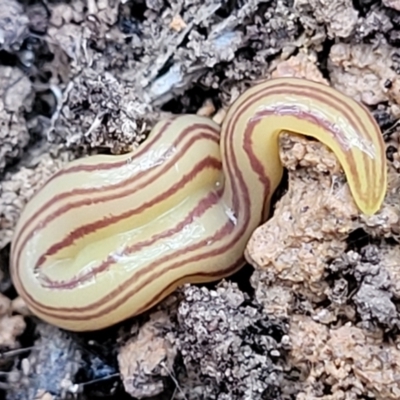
[268,78,388,216]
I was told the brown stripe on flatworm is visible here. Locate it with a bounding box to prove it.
[222,81,384,213]
[10,77,386,331]
[34,157,223,280]
[12,123,219,265]
[19,218,237,318]
[13,128,220,275]
[17,124,251,317]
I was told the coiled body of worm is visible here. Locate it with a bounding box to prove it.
[10,78,387,331]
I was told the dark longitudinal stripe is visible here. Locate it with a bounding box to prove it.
[231,81,379,159]
[46,118,176,177]
[18,112,253,317]
[38,179,223,289]
[242,106,359,196]
[33,155,222,271]
[10,78,386,330]
[13,124,219,264]
[131,257,245,317]
[14,130,220,274]
[20,217,237,317]
[29,251,245,321]
[20,118,176,215]
[223,82,381,206]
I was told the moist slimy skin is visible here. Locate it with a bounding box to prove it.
[10,78,387,331]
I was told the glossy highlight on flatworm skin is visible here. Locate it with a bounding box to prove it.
[10,78,387,331]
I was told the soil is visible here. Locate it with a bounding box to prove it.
[1,0,400,399]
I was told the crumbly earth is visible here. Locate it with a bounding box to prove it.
[118,308,178,398]
[1,0,400,399]
[6,323,82,400]
[0,66,32,176]
[247,134,400,399]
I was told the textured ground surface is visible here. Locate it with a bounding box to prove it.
[1,0,400,399]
